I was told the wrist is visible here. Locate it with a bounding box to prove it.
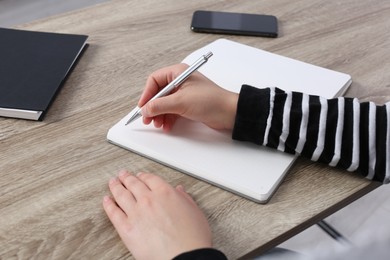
[224,91,239,130]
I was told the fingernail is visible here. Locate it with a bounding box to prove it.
[136,172,144,177]
[119,169,128,177]
[109,177,118,185]
[103,196,111,203]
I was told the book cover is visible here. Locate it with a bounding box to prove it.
[0,28,88,120]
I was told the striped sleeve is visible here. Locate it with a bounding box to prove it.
[232,85,390,183]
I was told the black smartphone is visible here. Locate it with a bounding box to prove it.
[191,10,278,38]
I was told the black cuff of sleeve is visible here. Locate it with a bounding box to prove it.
[232,85,270,145]
[172,248,228,260]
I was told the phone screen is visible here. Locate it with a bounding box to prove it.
[191,10,278,38]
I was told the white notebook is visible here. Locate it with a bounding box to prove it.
[107,39,352,203]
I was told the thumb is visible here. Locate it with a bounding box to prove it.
[141,94,183,118]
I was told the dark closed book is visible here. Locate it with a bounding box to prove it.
[0,28,88,120]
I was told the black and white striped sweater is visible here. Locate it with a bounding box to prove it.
[232,85,389,183]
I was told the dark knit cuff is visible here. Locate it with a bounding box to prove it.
[172,248,228,260]
[232,85,270,145]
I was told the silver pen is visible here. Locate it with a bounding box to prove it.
[125,51,213,125]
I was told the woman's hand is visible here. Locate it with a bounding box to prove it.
[103,170,213,260]
[138,63,238,132]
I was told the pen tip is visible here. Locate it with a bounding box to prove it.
[125,112,142,126]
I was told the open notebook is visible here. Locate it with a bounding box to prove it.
[107,39,352,203]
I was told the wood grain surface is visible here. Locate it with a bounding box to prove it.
[1,0,389,259]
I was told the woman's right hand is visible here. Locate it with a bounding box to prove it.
[138,63,238,132]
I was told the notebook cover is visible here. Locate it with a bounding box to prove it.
[0,28,88,120]
[107,39,352,203]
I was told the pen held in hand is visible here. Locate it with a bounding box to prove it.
[125,51,213,125]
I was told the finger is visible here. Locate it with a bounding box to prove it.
[144,114,177,131]
[118,170,151,201]
[162,114,178,132]
[136,172,170,191]
[102,195,129,229]
[138,64,189,107]
[138,75,164,107]
[109,177,135,214]
[175,185,198,207]
[138,64,187,107]
[153,115,164,128]
[141,94,184,118]
[143,116,153,125]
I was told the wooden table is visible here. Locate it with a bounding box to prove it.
[1,0,389,259]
